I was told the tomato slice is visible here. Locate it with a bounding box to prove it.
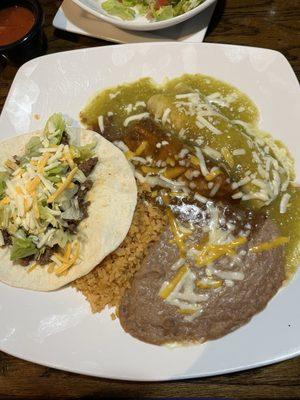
[155,0,169,9]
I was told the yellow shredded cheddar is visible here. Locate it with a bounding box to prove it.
[5,159,18,170]
[47,263,55,273]
[135,141,148,156]
[64,148,75,169]
[53,252,67,263]
[47,167,78,203]
[27,263,37,273]
[221,148,234,168]
[64,242,72,260]
[195,237,247,267]
[163,166,186,179]
[250,236,289,253]
[125,150,135,160]
[15,168,25,177]
[32,193,39,219]
[159,265,189,299]
[26,176,41,193]
[24,198,31,212]
[37,152,51,173]
[0,196,10,206]
[189,155,200,167]
[167,209,187,256]
[55,242,80,276]
[205,168,221,181]
[166,157,175,167]
[15,186,23,195]
[141,166,160,174]
[196,279,223,289]
[178,308,196,315]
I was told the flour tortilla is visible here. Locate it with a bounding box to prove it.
[0,128,137,291]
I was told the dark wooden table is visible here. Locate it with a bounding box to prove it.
[0,1,300,398]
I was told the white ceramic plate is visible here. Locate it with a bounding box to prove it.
[72,0,216,31]
[0,43,299,381]
[53,0,216,43]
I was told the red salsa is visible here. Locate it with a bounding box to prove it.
[0,6,35,46]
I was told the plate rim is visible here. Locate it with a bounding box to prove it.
[0,41,299,382]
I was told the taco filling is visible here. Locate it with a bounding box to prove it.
[0,114,98,273]
[0,114,137,291]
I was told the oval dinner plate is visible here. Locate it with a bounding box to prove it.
[71,0,217,31]
[0,43,299,381]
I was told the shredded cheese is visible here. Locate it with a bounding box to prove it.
[123,112,150,127]
[135,141,148,156]
[26,176,41,194]
[64,146,75,169]
[5,159,18,170]
[196,279,223,289]
[178,308,196,315]
[280,193,291,214]
[0,196,10,206]
[250,236,289,253]
[221,147,234,167]
[167,209,188,256]
[195,237,247,267]
[27,263,37,273]
[37,152,51,173]
[205,168,221,182]
[159,265,189,299]
[47,167,78,203]
[55,242,80,275]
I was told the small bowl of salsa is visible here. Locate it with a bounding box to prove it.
[0,0,46,65]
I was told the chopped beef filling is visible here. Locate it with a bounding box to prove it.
[38,245,59,265]
[67,180,94,233]
[78,157,98,176]
[1,229,12,246]
[77,179,93,202]
[13,155,20,166]
[61,131,70,145]
[18,255,34,266]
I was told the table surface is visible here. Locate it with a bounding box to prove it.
[0,0,300,398]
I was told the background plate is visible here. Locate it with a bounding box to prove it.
[71,0,216,31]
[0,43,299,381]
[53,0,216,43]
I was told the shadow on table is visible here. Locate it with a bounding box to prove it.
[206,0,227,36]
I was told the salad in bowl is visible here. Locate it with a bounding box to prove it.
[101,0,205,21]
[71,0,215,31]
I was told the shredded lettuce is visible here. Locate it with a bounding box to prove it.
[0,206,11,229]
[74,169,86,184]
[61,203,82,221]
[39,205,59,227]
[25,136,42,158]
[45,164,69,182]
[10,236,38,261]
[153,5,173,20]
[173,0,203,15]
[44,113,66,145]
[56,186,78,206]
[102,0,136,20]
[0,171,9,199]
[101,0,203,21]
[70,141,97,162]
[47,229,73,248]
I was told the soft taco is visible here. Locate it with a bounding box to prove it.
[0,114,137,291]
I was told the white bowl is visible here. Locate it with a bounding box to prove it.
[71,0,217,31]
